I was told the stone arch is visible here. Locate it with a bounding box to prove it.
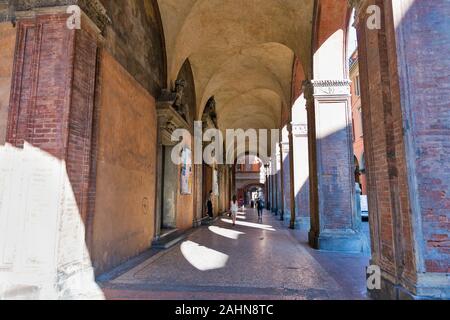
[242,183,265,191]
[174,58,197,125]
[312,0,353,80]
[226,134,277,166]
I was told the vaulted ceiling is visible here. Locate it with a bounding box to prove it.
[157,0,314,134]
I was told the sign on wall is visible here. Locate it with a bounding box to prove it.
[180,147,193,195]
[213,169,219,196]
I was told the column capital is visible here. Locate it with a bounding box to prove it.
[1,0,110,33]
[310,79,352,97]
[286,122,293,133]
[292,123,308,137]
[347,0,369,13]
[348,0,370,27]
[302,80,315,101]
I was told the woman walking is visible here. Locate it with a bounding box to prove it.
[230,195,239,226]
[206,191,213,219]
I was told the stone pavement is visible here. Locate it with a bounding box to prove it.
[98,209,371,300]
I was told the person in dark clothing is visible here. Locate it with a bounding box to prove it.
[206,191,213,218]
[256,198,264,221]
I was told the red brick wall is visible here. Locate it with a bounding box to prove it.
[6,15,97,225]
[291,57,305,104]
[315,100,354,231]
[356,0,417,289]
[392,0,450,274]
[350,57,367,194]
[66,30,98,224]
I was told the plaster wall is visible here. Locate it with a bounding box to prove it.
[91,51,157,275]
[0,23,15,145]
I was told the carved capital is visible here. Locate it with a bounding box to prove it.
[292,123,308,137]
[76,0,110,32]
[1,0,110,32]
[302,80,315,101]
[157,101,191,145]
[348,0,370,26]
[286,122,293,133]
[311,79,351,97]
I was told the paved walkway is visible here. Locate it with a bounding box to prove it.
[99,208,370,300]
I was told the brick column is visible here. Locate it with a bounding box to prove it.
[193,163,203,227]
[277,142,284,221]
[305,79,364,252]
[292,121,310,230]
[153,120,164,239]
[271,156,277,214]
[353,0,449,299]
[280,129,289,222]
[0,5,106,299]
[287,122,297,229]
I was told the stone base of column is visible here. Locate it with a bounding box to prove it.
[193,218,204,228]
[368,267,450,300]
[309,230,366,253]
[294,217,310,230]
[284,217,310,230]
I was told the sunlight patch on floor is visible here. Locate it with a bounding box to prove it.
[221,218,276,231]
[208,226,245,240]
[180,241,229,271]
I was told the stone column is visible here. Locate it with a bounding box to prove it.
[278,141,285,220]
[280,127,290,221]
[265,167,268,206]
[268,166,272,210]
[0,3,107,299]
[192,163,203,227]
[305,79,364,252]
[154,122,164,239]
[271,157,277,214]
[292,121,310,230]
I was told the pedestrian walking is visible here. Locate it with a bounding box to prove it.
[230,195,239,226]
[257,198,264,222]
[206,191,213,218]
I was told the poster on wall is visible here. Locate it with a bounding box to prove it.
[213,169,219,196]
[180,147,193,195]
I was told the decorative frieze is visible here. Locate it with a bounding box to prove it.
[159,79,192,125]
[348,0,369,15]
[311,80,352,97]
[348,0,371,27]
[157,101,191,146]
[292,123,308,137]
[0,0,110,32]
